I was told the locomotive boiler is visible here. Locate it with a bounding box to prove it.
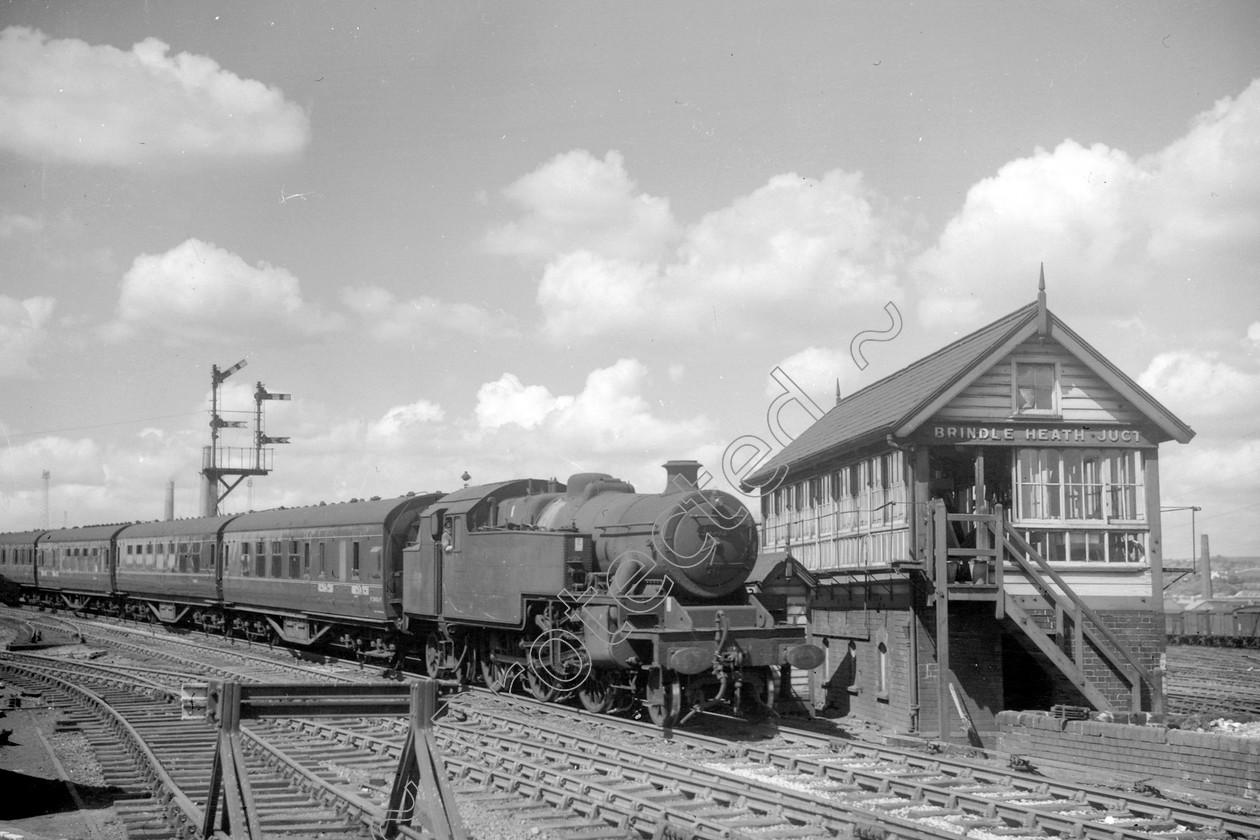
[402,461,823,726]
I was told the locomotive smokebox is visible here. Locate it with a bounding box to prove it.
[662,460,701,492]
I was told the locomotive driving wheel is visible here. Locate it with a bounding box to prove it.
[525,667,559,702]
[480,657,513,693]
[577,671,617,713]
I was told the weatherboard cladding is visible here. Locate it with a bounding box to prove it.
[753,303,1037,481]
[938,336,1147,425]
[753,300,1194,483]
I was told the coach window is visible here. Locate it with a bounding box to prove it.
[240,541,251,576]
[351,541,361,580]
[254,541,266,577]
[288,541,300,579]
[270,540,282,578]
[191,541,202,573]
[318,542,327,578]
[303,542,311,578]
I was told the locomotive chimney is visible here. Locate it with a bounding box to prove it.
[663,460,701,492]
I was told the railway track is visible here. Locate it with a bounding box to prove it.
[1165,645,1260,720]
[448,690,1260,840]
[5,611,1258,840]
[0,610,597,839]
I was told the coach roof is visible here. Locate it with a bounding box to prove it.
[223,494,440,533]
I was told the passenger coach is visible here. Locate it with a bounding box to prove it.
[114,514,241,628]
[34,523,130,613]
[0,529,43,604]
[220,494,440,651]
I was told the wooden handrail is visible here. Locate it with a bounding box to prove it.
[928,501,1152,711]
[998,523,1152,691]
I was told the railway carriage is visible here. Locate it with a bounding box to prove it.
[220,494,440,652]
[114,514,241,628]
[0,529,44,604]
[33,523,131,613]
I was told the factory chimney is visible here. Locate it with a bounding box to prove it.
[42,470,50,529]
[165,480,175,521]
[1200,533,1213,600]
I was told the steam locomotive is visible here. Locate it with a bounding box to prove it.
[0,460,822,726]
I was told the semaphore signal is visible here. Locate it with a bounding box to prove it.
[199,360,292,516]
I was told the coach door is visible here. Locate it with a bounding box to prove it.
[405,509,444,616]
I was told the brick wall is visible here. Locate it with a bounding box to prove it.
[997,711,1260,802]
[1015,607,1165,710]
[811,607,917,732]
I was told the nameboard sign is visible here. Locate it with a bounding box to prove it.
[916,423,1151,448]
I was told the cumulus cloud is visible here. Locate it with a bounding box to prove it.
[0,295,55,377]
[0,26,309,166]
[340,286,519,342]
[102,238,343,344]
[368,400,445,447]
[1138,348,1260,421]
[475,359,713,457]
[485,149,679,263]
[476,373,572,430]
[912,79,1260,328]
[492,154,909,344]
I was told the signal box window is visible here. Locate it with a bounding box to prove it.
[1013,361,1058,415]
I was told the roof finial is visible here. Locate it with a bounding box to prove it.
[1036,263,1050,336]
[835,378,842,406]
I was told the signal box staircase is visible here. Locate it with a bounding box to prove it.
[926,500,1158,729]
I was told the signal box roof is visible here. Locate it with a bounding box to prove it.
[751,297,1194,483]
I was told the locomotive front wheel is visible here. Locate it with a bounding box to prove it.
[578,672,616,714]
[645,673,682,727]
[424,633,443,678]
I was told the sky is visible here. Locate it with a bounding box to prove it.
[1,2,1258,559]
